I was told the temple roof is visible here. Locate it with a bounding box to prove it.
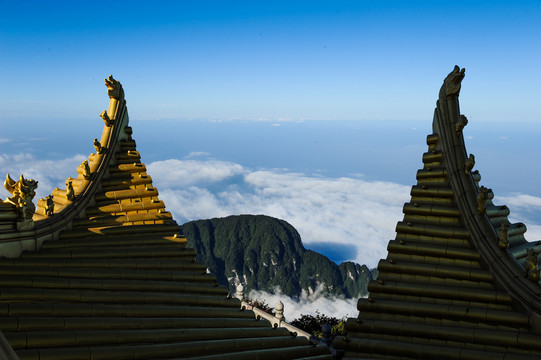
[0,77,332,359]
[334,66,541,359]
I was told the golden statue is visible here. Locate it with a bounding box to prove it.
[82,160,91,180]
[100,110,112,126]
[3,173,38,220]
[45,195,54,216]
[66,181,75,201]
[94,138,105,154]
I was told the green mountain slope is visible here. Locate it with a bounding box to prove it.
[180,215,377,298]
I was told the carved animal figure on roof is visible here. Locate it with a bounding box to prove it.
[440,65,465,99]
[66,181,75,201]
[82,160,91,180]
[3,173,38,220]
[45,195,54,216]
[100,110,112,126]
[456,115,468,135]
[497,222,509,250]
[464,154,475,175]
[94,138,105,154]
[525,248,540,282]
[104,75,124,100]
[477,186,489,214]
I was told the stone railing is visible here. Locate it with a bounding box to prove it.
[235,284,339,357]
[235,284,319,341]
[241,301,314,339]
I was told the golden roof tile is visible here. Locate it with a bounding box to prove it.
[0,77,332,360]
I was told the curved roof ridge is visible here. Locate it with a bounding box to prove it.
[35,75,173,227]
[0,76,176,257]
[335,66,541,359]
[0,77,333,360]
[431,66,541,305]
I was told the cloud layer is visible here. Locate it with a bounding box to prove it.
[148,159,245,187]
[149,159,541,266]
[494,194,541,241]
[0,153,86,202]
[148,158,411,267]
[246,285,359,321]
[3,153,541,269]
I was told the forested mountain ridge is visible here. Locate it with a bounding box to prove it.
[180,215,377,298]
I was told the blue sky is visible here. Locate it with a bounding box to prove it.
[1,1,541,271]
[1,1,540,122]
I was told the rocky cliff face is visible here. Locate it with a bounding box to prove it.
[180,215,377,298]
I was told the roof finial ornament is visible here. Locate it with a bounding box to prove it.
[104,75,124,100]
[440,65,465,100]
[4,173,38,221]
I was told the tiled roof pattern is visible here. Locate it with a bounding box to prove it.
[0,77,331,360]
[334,67,541,359]
[0,229,330,359]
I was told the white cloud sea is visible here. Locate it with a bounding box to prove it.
[3,154,541,318]
[148,158,411,267]
[3,153,541,267]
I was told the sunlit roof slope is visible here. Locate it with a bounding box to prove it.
[0,77,332,360]
[334,66,541,359]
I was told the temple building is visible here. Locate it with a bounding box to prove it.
[0,67,540,359]
[334,66,541,359]
[0,77,332,359]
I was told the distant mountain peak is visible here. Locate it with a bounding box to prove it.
[180,215,377,298]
